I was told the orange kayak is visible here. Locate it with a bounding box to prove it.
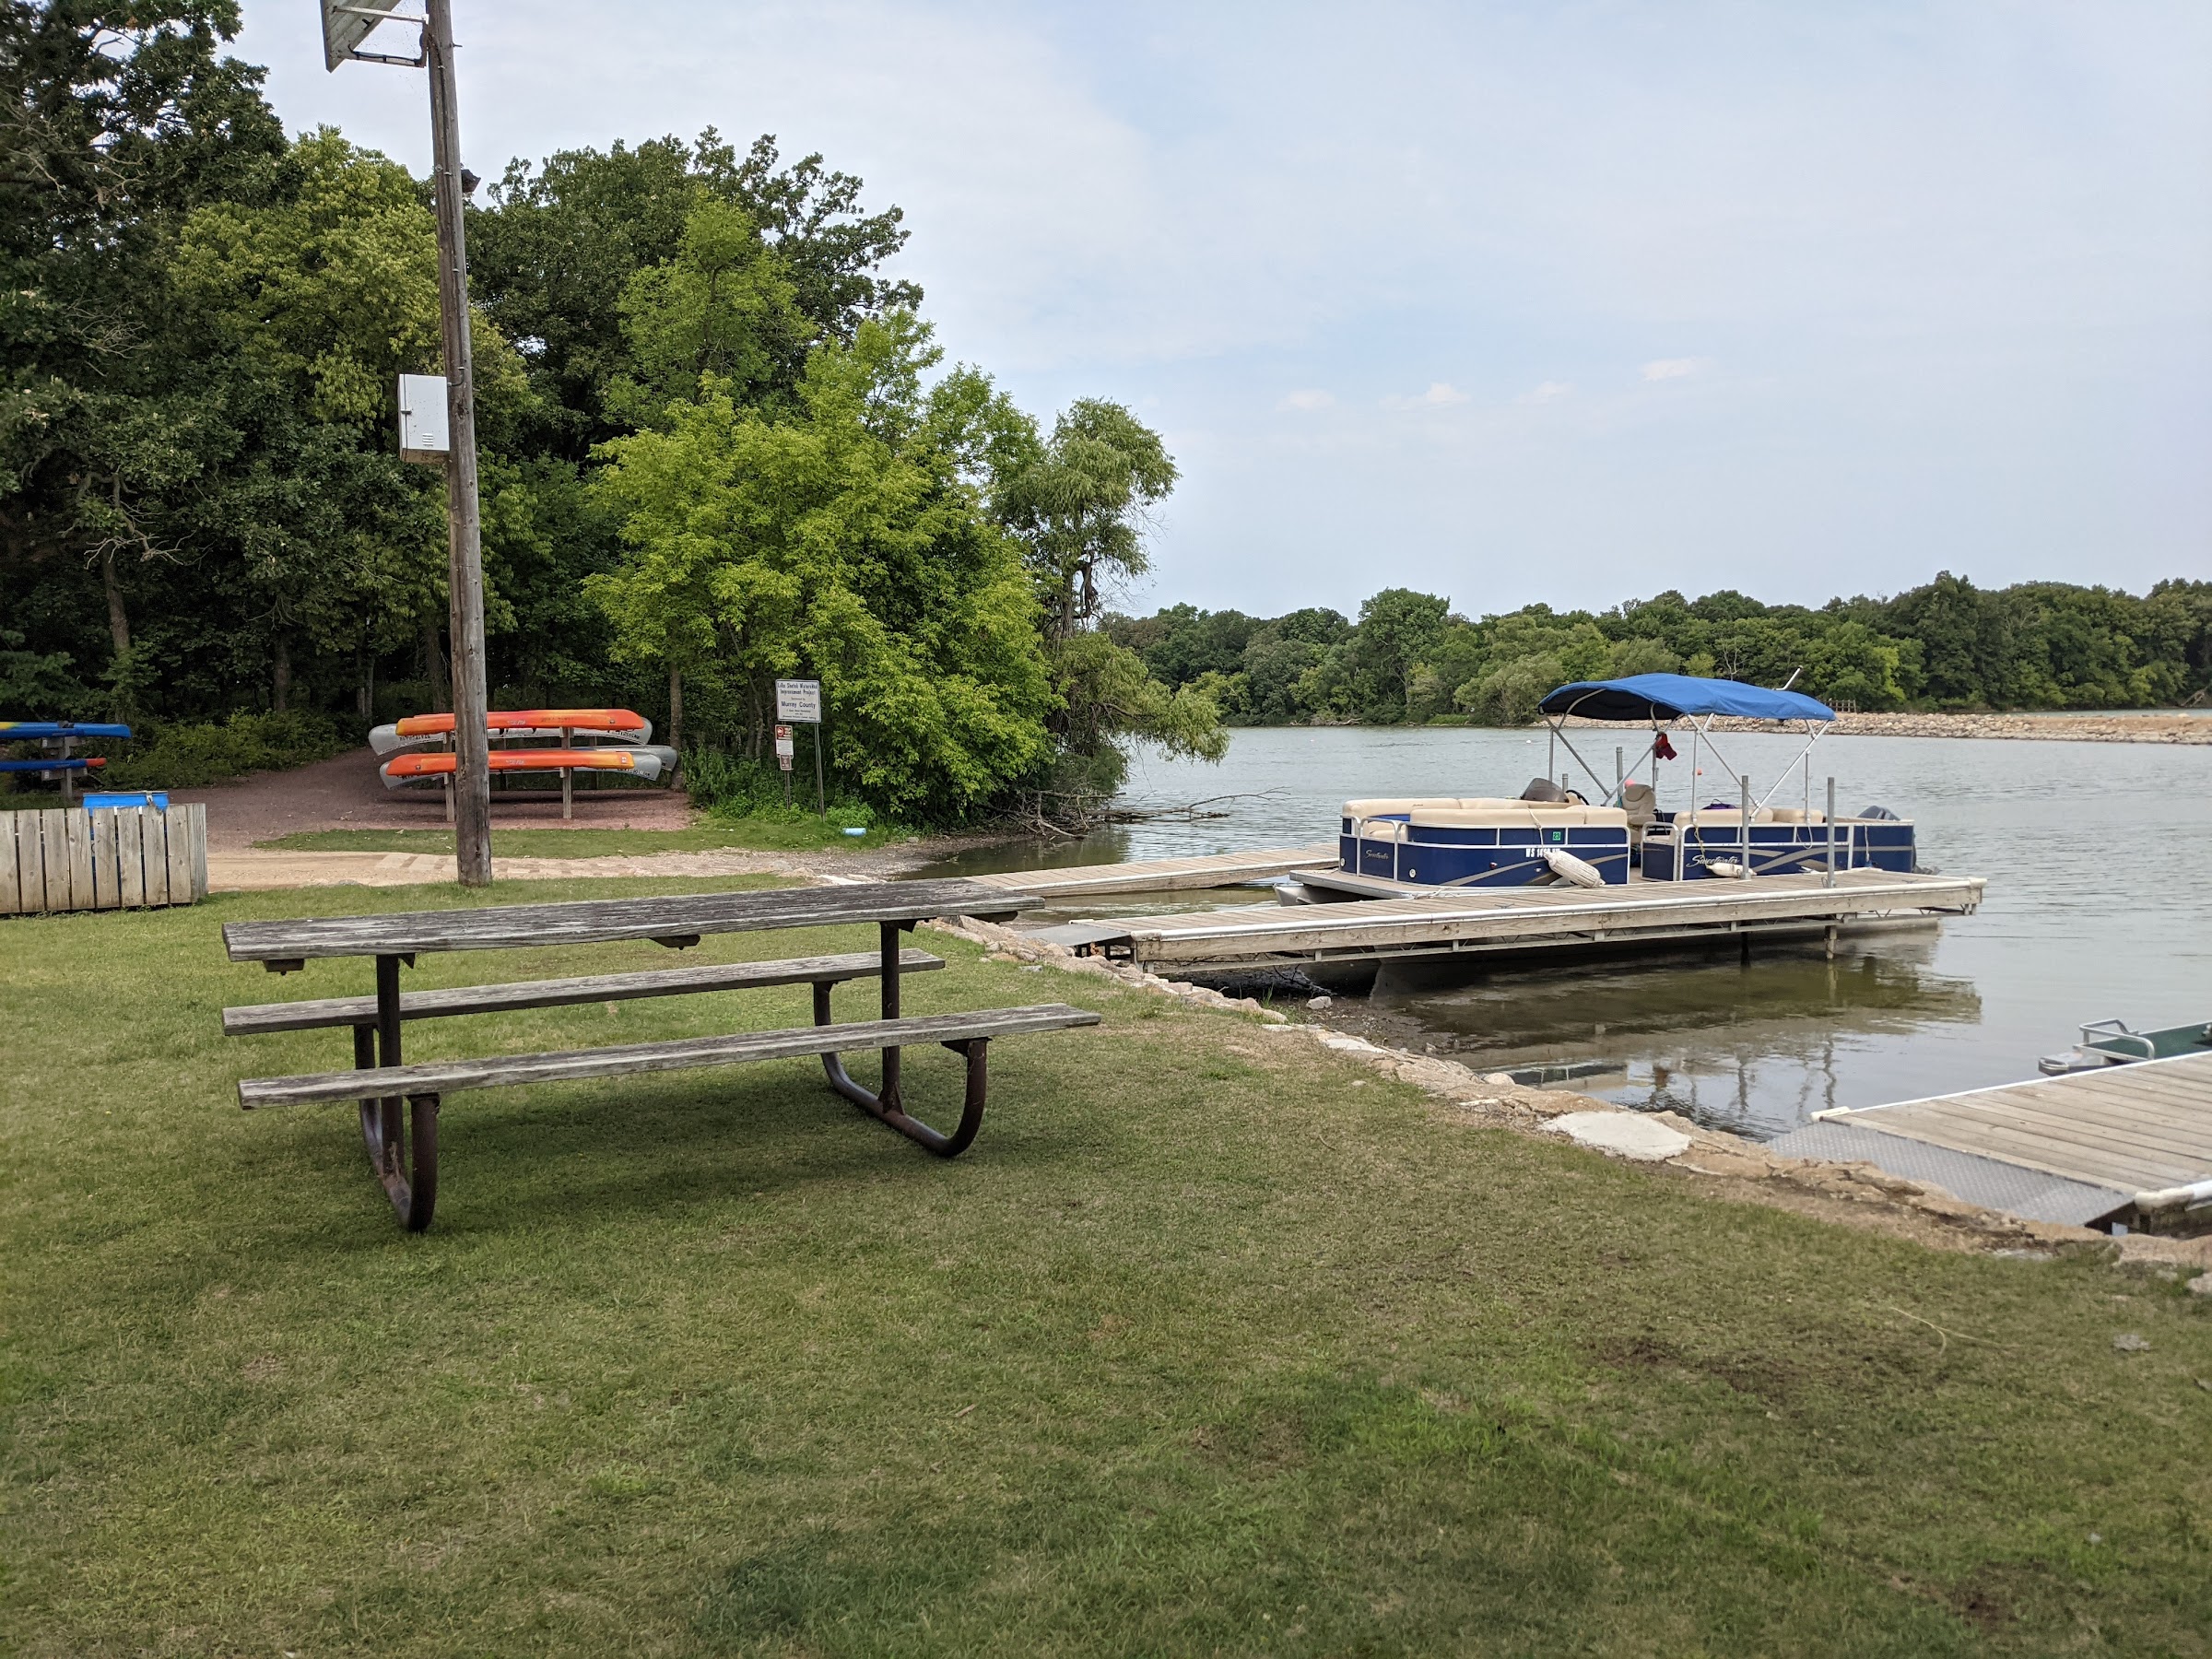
[371,710,653,754]
[394,709,648,737]
[380,746,676,788]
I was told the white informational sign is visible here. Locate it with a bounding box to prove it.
[774,678,821,723]
[397,374,451,464]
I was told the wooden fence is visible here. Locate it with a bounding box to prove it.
[1,803,208,915]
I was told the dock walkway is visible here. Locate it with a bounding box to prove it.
[971,844,1337,900]
[1050,868,1983,973]
[1773,1051,2212,1228]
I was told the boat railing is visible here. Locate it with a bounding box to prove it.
[2077,1018,2159,1061]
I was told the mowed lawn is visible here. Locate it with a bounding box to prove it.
[4,881,2209,1656]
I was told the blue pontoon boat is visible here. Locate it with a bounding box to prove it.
[1539,674,1917,882]
[1309,673,1918,900]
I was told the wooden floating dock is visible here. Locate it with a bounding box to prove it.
[970,844,1338,900]
[1037,868,1984,973]
[1773,1050,2212,1229]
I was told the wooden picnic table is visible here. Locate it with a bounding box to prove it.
[221,878,1096,1230]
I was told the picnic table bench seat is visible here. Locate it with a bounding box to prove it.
[238,1004,1099,1229]
[219,877,1078,1231]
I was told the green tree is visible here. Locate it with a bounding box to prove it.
[605,200,806,426]
[1347,588,1451,721]
[995,400,1178,643]
[0,0,285,712]
[587,314,1053,823]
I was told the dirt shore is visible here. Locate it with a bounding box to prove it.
[1561,710,2212,743]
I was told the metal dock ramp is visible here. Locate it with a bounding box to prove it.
[1771,1050,2212,1228]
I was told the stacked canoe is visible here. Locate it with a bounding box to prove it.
[371,710,677,788]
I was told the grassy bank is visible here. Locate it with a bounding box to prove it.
[4,880,2208,1654]
[261,819,903,857]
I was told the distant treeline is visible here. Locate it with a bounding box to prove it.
[1104,575,2212,726]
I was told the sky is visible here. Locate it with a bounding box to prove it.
[237,1,2211,620]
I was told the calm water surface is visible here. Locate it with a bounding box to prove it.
[924,726,2212,1140]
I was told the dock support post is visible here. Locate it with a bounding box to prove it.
[1825,923,1838,959]
[1825,777,1836,888]
[1740,773,1751,878]
[1615,746,1623,805]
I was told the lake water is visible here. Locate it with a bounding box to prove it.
[924,725,2212,1140]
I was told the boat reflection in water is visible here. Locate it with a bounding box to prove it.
[1358,932,1983,1142]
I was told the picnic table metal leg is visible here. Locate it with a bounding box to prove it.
[350,954,438,1228]
[810,940,991,1159]
[879,921,902,1107]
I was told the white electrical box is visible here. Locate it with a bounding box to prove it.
[398,374,451,464]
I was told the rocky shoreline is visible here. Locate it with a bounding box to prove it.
[1563,710,2210,743]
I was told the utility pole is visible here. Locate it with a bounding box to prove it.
[324,0,492,887]
[423,0,490,885]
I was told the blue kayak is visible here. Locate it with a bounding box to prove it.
[0,721,133,739]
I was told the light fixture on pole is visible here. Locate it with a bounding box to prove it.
[322,0,494,888]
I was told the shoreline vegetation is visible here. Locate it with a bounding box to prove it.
[1109,575,2212,738]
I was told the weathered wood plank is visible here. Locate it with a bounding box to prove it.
[115,806,146,908]
[63,808,92,909]
[88,809,119,909]
[142,806,171,905]
[184,803,208,900]
[0,813,22,915]
[223,948,947,1034]
[39,812,71,912]
[12,811,36,913]
[238,1003,1101,1106]
[163,806,195,905]
[222,878,1045,961]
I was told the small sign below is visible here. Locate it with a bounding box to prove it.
[398,374,450,464]
[774,678,821,723]
[774,724,795,770]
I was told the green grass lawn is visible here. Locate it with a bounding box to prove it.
[261,818,902,857]
[4,880,2209,1655]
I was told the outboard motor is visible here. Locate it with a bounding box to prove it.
[1521,777,1569,803]
[1857,805,1900,820]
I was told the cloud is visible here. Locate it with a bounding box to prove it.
[1277,388,1334,411]
[1527,381,1573,402]
[1382,382,1471,410]
[1641,358,1707,382]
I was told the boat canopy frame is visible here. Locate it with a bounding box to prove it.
[1533,673,1838,830]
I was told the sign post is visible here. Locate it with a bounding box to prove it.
[774,679,825,817]
[773,724,794,805]
[324,0,492,888]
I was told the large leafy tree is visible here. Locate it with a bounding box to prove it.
[470,130,917,460]
[587,314,1053,823]
[0,0,285,710]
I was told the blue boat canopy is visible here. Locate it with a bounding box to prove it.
[1537,673,1834,724]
